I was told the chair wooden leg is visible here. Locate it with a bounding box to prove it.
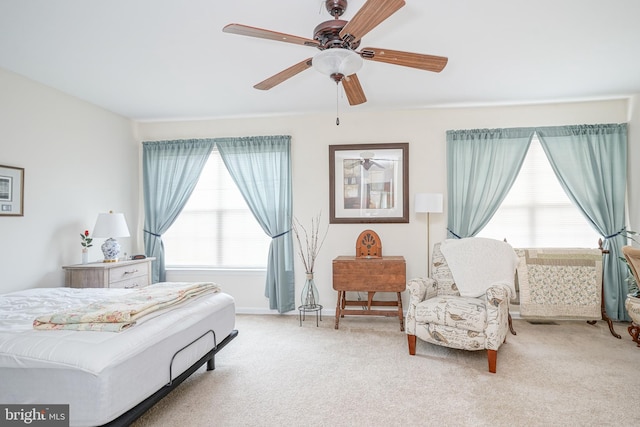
[487,349,497,373]
[408,334,417,355]
[629,322,640,347]
[508,312,516,335]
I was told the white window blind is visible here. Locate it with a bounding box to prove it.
[163,149,271,268]
[477,135,600,248]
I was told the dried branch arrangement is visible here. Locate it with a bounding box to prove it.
[292,212,329,274]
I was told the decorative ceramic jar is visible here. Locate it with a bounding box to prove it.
[101,238,121,262]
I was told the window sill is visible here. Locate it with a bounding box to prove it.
[165,267,267,276]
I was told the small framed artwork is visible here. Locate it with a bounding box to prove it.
[329,143,409,224]
[0,165,24,217]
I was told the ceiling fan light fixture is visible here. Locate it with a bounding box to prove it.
[312,48,363,78]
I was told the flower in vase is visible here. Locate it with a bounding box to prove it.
[80,230,93,249]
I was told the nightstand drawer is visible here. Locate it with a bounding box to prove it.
[109,262,149,284]
[109,276,147,289]
[63,258,154,289]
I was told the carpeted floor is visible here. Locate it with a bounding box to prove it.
[132,314,638,427]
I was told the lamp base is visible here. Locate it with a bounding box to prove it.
[101,238,121,263]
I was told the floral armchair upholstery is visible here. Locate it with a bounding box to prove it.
[405,242,513,373]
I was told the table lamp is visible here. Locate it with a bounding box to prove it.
[92,211,130,262]
[415,193,443,276]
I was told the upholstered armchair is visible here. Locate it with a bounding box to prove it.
[405,238,518,373]
[622,245,640,346]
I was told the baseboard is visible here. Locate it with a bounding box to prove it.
[236,306,407,318]
[236,307,334,316]
[238,307,524,320]
[235,307,297,315]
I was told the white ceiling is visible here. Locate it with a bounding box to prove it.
[1,0,639,121]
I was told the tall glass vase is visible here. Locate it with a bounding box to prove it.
[82,248,89,264]
[300,272,320,309]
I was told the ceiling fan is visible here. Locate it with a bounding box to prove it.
[345,151,386,170]
[223,0,448,107]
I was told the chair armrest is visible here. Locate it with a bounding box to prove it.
[407,277,437,304]
[486,283,511,305]
[405,277,437,335]
[484,284,511,350]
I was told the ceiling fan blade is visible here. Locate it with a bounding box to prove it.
[342,74,367,106]
[360,47,448,72]
[339,0,405,43]
[223,23,320,48]
[253,58,313,90]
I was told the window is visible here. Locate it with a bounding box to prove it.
[477,135,600,248]
[163,149,271,268]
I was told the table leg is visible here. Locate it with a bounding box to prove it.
[397,292,405,332]
[367,292,375,310]
[334,291,342,329]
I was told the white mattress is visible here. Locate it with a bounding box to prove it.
[0,286,236,426]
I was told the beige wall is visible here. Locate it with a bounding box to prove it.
[137,99,632,313]
[0,69,139,293]
[1,65,635,311]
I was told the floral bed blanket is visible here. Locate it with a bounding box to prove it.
[33,282,220,332]
[515,248,602,319]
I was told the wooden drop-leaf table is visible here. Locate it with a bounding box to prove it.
[332,255,406,330]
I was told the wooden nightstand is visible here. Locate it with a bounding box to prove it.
[332,255,406,330]
[62,258,154,289]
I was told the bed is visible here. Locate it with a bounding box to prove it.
[0,283,237,427]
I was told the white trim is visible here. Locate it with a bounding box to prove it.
[166,268,266,277]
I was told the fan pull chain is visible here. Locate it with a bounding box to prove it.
[335,81,340,126]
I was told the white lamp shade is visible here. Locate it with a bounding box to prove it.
[312,48,363,77]
[92,212,130,238]
[415,193,444,214]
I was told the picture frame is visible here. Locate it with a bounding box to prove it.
[0,165,24,217]
[329,143,409,224]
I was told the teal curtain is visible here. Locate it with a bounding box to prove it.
[142,139,214,283]
[537,124,629,320]
[446,128,535,238]
[217,136,295,313]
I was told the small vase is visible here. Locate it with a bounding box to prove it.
[300,272,320,309]
[82,248,89,264]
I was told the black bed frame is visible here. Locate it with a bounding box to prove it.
[101,329,238,427]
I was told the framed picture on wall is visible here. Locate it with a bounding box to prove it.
[0,165,24,216]
[329,143,409,223]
